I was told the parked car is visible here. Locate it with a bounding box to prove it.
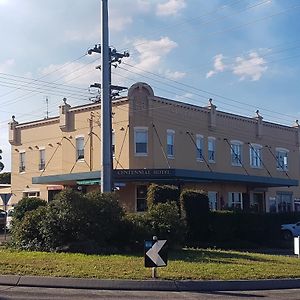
[0,210,5,230]
[281,222,300,240]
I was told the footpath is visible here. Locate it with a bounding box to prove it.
[1,275,300,292]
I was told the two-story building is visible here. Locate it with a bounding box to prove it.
[8,82,300,213]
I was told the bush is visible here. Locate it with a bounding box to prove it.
[147,184,180,206]
[10,189,127,253]
[146,201,186,248]
[180,190,210,246]
[13,197,47,222]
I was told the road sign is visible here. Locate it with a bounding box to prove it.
[0,193,12,206]
[144,239,168,268]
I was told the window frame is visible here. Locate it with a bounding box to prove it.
[136,185,148,212]
[19,151,26,173]
[196,134,204,162]
[208,137,216,163]
[75,136,85,161]
[230,140,243,166]
[167,129,175,158]
[39,148,46,171]
[249,143,262,168]
[228,192,243,210]
[134,127,148,156]
[276,147,289,171]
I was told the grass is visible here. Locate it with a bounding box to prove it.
[1,248,300,280]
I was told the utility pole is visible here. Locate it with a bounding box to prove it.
[101,0,111,193]
[88,0,129,193]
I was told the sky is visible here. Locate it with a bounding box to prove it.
[0,0,300,171]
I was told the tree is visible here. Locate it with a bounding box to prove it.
[0,172,10,184]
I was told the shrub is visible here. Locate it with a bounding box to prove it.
[180,190,210,246]
[147,184,180,207]
[10,189,127,253]
[10,206,47,251]
[146,201,186,248]
[13,197,47,222]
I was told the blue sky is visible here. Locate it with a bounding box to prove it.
[0,0,300,171]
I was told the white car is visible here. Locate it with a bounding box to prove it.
[281,222,300,240]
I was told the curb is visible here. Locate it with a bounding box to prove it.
[1,275,300,291]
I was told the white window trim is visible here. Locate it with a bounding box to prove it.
[39,148,46,171]
[196,134,204,162]
[167,129,175,159]
[208,137,216,163]
[75,136,85,161]
[134,127,148,156]
[249,143,262,168]
[276,147,289,171]
[230,140,243,167]
[19,150,26,173]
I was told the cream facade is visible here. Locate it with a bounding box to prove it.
[9,82,300,213]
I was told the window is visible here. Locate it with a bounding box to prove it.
[76,136,84,160]
[39,149,45,170]
[19,152,25,173]
[228,192,243,210]
[249,144,262,168]
[134,127,148,156]
[167,129,175,158]
[231,141,242,166]
[23,191,40,198]
[196,134,204,161]
[277,192,292,212]
[276,148,288,171]
[208,137,216,162]
[136,185,147,212]
[208,191,218,211]
[112,131,115,157]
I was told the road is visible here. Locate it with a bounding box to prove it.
[1,286,300,300]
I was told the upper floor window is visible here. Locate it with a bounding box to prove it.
[208,137,216,162]
[39,149,45,170]
[134,127,148,156]
[76,136,84,160]
[276,148,289,171]
[196,134,204,161]
[19,152,25,173]
[249,144,262,168]
[167,129,175,158]
[231,140,242,166]
[112,130,115,157]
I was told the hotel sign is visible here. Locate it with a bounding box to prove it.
[114,169,176,180]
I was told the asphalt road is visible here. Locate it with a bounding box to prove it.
[1,286,300,300]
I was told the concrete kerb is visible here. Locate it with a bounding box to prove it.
[1,275,300,291]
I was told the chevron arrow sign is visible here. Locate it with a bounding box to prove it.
[144,239,168,268]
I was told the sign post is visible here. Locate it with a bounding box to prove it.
[0,193,12,240]
[144,236,168,278]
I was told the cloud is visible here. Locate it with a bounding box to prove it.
[132,37,178,72]
[165,69,186,80]
[206,54,226,78]
[109,13,132,32]
[0,59,15,72]
[206,52,267,81]
[233,52,268,81]
[175,92,193,101]
[156,0,186,16]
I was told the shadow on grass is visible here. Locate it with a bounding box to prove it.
[168,248,284,264]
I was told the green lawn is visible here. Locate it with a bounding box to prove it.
[1,248,300,280]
